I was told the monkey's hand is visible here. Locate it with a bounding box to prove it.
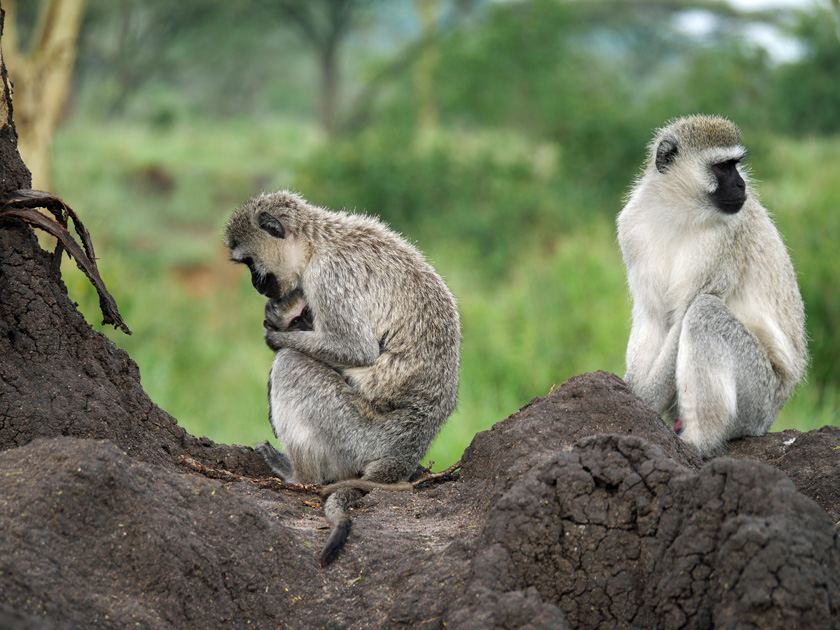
[264,301,285,333]
[268,327,378,369]
[264,298,290,351]
[265,324,312,352]
[264,326,283,352]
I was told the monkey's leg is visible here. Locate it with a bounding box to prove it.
[675,294,780,458]
[264,348,363,485]
[267,349,421,482]
[255,442,294,480]
[268,349,424,564]
[624,317,681,415]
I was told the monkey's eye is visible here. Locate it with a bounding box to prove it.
[231,256,255,268]
[712,160,739,173]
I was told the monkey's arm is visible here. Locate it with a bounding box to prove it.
[266,328,379,368]
[624,311,681,415]
[264,302,380,368]
[265,257,384,366]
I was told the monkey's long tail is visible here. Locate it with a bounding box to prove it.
[320,487,364,567]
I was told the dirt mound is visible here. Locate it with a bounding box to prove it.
[0,437,313,629]
[460,371,702,510]
[466,434,839,629]
[1,367,838,629]
[0,223,266,478]
[727,425,840,525]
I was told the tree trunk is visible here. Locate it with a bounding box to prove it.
[319,42,339,136]
[0,6,30,192]
[414,0,439,132]
[4,0,86,190]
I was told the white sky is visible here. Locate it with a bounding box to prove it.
[728,0,815,8]
[677,0,827,62]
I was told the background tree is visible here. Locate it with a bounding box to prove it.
[4,0,85,189]
[267,0,373,136]
[414,0,440,131]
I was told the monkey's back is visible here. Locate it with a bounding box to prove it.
[726,200,807,394]
[304,210,461,427]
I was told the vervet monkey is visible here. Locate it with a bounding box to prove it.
[264,289,313,333]
[617,115,807,458]
[225,190,461,565]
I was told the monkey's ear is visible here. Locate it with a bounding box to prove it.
[258,212,286,239]
[655,138,679,173]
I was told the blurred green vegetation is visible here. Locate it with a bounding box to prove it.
[35,0,840,466]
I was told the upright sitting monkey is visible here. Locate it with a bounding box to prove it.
[617,115,807,457]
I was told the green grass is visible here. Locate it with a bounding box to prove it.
[52,116,840,469]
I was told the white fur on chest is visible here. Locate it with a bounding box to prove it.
[622,207,723,322]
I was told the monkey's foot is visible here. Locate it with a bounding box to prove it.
[673,417,683,434]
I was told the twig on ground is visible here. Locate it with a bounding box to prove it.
[412,460,463,488]
[178,455,322,494]
[179,455,463,497]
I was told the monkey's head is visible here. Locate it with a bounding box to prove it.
[647,115,748,215]
[225,190,314,300]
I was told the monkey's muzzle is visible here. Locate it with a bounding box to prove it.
[250,269,282,301]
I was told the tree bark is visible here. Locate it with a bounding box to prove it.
[4,0,86,189]
[414,0,439,131]
[0,5,30,193]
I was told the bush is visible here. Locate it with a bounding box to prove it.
[294,126,579,279]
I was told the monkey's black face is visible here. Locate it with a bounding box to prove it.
[238,257,282,300]
[710,160,746,214]
[252,271,282,300]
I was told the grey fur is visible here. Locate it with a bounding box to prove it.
[225,190,461,565]
[617,115,807,458]
[319,478,414,498]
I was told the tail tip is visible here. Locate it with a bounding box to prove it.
[319,518,352,567]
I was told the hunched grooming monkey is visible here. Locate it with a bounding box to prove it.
[225,190,461,565]
[617,115,807,458]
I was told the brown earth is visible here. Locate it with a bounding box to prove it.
[1,220,838,629]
